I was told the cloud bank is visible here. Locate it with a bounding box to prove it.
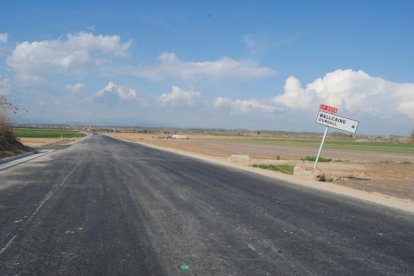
[95,82,137,101]
[210,68,414,132]
[2,30,412,134]
[135,52,276,80]
[158,86,203,108]
[213,97,277,114]
[7,32,131,75]
[274,69,414,119]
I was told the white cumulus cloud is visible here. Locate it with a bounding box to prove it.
[211,69,414,124]
[396,84,414,119]
[213,97,232,110]
[213,97,277,114]
[398,102,414,118]
[135,52,276,80]
[7,32,131,74]
[95,82,137,101]
[158,85,203,108]
[66,83,86,93]
[274,69,414,119]
[274,76,313,110]
[66,32,131,55]
[0,33,8,43]
[230,99,276,113]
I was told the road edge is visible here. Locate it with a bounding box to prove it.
[0,134,90,171]
[109,135,414,214]
[0,150,56,171]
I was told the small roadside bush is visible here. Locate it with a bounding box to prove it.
[301,155,332,162]
[252,163,294,175]
[379,160,394,164]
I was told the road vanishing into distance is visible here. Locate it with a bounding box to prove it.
[1,134,413,275]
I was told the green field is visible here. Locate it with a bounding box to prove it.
[13,128,85,138]
[231,138,414,154]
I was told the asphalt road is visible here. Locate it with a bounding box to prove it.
[0,134,413,275]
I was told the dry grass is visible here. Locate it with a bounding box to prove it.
[17,137,65,147]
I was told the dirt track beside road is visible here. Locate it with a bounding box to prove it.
[18,137,83,148]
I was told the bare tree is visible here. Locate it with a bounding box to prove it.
[0,97,24,154]
[0,96,18,134]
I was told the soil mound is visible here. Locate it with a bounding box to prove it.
[0,130,31,158]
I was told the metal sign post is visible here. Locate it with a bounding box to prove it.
[314,126,329,169]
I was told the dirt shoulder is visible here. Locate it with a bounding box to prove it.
[106,132,414,213]
[17,137,85,148]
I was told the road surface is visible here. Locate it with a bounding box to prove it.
[0,134,413,275]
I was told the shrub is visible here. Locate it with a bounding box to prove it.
[0,97,19,133]
[0,97,30,157]
[301,155,332,162]
[252,163,294,175]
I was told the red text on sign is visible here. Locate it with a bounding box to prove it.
[320,104,338,114]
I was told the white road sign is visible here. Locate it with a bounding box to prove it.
[316,110,359,134]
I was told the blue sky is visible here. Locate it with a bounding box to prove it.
[0,0,413,135]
